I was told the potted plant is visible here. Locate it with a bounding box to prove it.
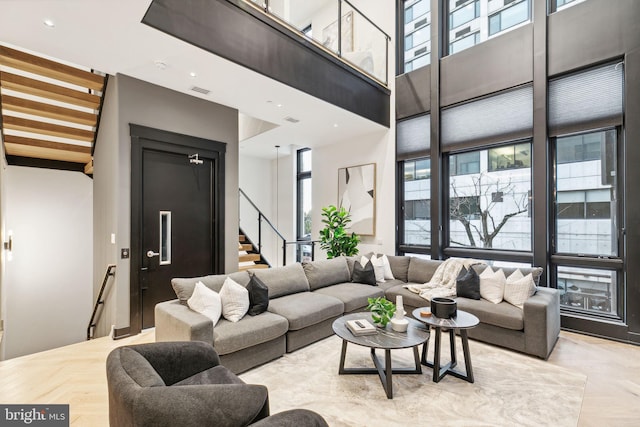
[318,205,360,259]
[366,297,396,328]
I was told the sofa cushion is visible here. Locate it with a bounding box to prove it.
[473,265,544,286]
[187,281,222,326]
[313,283,384,312]
[455,297,524,330]
[213,311,288,355]
[303,257,351,290]
[351,259,376,286]
[385,284,430,309]
[219,277,250,322]
[120,347,165,387]
[504,271,536,309]
[268,293,344,331]
[387,256,411,283]
[479,267,506,304]
[252,263,310,298]
[407,258,442,283]
[172,271,250,304]
[246,274,269,316]
[456,267,481,300]
[173,365,243,386]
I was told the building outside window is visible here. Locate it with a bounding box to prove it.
[447,0,531,55]
[402,157,431,246]
[550,0,586,13]
[448,144,532,250]
[296,148,312,262]
[402,0,430,73]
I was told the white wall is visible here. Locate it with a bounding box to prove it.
[2,166,93,359]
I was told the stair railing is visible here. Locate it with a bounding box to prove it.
[87,264,116,340]
[239,189,287,266]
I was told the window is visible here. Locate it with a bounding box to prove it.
[402,0,430,73]
[446,0,531,55]
[554,129,618,256]
[449,151,480,176]
[296,148,312,262]
[489,0,530,36]
[488,142,531,171]
[449,145,531,250]
[557,266,617,315]
[401,157,431,246]
[550,0,586,13]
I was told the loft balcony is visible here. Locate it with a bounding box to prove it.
[143,0,391,127]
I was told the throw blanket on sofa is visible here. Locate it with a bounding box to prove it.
[404,258,483,302]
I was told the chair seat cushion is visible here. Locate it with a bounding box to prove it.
[268,293,344,330]
[455,297,524,330]
[173,365,244,386]
[213,311,288,355]
[313,283,384,312]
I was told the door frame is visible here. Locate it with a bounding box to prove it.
[130,124,226,335]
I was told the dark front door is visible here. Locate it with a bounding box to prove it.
[141,150,213,328]
[131,125,226,332]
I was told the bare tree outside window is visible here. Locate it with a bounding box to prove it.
[450,173,529,248]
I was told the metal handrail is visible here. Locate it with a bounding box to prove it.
[87,264,116,340]
[239,188,287,266]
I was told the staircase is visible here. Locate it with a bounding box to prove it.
[238,233,269,271]
[0,44,108,174]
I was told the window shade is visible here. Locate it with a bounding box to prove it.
[548,62,623,136]
[441,84,533,150]
[397,113,430,160]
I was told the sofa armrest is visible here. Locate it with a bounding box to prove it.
[155,300,214,344]
[250,409,329,427]
[523,287,561,359]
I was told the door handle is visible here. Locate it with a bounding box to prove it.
[147,250,160,258]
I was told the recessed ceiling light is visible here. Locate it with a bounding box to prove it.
[43,19,55,28]
[189,72,197,78]
[276,103,283,107]
[333,123,339,128]
[154,60,167,70]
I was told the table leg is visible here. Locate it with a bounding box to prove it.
[338,339,348,374]
[432,326,442,383]
[460,329,474,383]
[449,328,457,368]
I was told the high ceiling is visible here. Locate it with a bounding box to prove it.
[0,0,388,160]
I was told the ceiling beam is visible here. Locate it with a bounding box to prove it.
[3,116,94,142]
[0,45,104,91]
[1,95,97,126]
[0,72,100,109]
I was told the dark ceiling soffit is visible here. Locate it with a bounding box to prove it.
[142,0,390,127]
[6,155,86,173]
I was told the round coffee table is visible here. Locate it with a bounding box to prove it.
[412,307,479,383]
[332,312,430,399]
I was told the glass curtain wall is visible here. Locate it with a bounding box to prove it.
[296,148,312,262]
[402,0,431,73]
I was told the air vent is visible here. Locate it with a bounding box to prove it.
[455,26,471,38]
[190,86,210,95]
[283,116,300,123]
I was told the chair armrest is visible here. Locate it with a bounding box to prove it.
[523,287,561,359]
[155,300,214,344]
[132,384,269,427]
[250,409,329,427]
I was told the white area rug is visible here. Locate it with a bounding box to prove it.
[240,335,586,427]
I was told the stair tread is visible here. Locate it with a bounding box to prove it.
[238,264,269,271]
[239,253,261,262]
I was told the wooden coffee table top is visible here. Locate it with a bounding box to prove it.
[332,312,430,350]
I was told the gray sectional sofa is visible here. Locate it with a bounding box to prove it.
[155,255,560,374]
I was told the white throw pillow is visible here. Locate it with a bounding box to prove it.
[219,277,250,322]
[504,272,536,308]
[187,281,222,326]
[380,254,395,280]
[369,254,386,283]
[479,267,506,304]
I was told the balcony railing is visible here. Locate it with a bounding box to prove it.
[244,0,390,85]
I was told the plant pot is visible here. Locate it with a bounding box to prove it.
[430,297,457,319]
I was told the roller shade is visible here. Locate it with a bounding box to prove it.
[397,113,430,160]
[441,84,533,150]
[549,62,623,136]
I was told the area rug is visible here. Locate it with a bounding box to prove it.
[240,335,586,426]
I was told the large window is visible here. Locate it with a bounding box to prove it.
[401,157,431,246]
[296,148,312,262]
[402,0,430,73]
[448,143,532,250]
[447,0,531,55]
[488,142,531,171]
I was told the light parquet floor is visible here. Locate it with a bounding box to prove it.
[0,329,638,426]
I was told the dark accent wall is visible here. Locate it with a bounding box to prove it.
[143,0,390,127]
[395,0,640,344]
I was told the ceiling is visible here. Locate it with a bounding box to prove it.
[0,0,388,160]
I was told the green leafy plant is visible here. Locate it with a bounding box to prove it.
[318,205,360,258]
[367,297,396,327]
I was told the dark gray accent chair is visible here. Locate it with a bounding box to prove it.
[106,341,328,427]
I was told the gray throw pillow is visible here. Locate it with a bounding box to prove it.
[351,260,377,286]
[456,267,481,300]
[246,274,269,316]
